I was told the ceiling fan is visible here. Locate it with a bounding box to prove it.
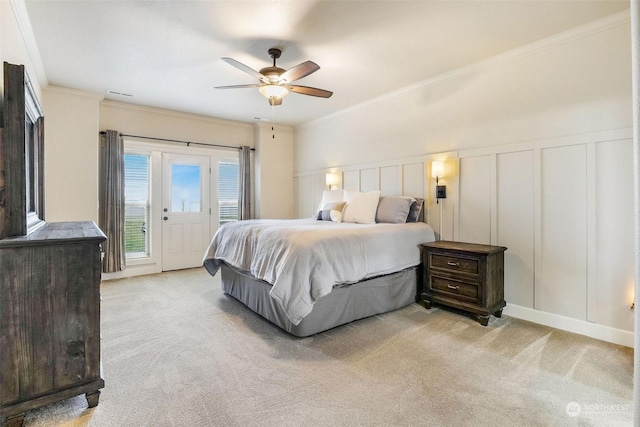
[215,48,333,106]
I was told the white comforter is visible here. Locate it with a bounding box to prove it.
[202,219,435,325]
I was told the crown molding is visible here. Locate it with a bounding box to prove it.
[44,85,105,101]
[298,9,631,130]
[9,0,48,90]
[99,100,254,130]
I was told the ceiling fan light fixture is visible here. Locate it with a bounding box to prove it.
[259,84,289,100]
[217,48,331,106]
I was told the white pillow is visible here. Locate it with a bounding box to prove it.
[314,190,344,218]
[342,190,381,224]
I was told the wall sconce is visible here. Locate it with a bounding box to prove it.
[325,172,339,191]
[432,161,446,204]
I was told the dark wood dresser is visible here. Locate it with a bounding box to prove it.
[421,240,507,326]
[0,222,106,427]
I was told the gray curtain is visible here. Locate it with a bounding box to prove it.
[239,145,252,220]
[99,130,125,273]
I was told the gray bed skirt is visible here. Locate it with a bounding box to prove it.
[220,264,420,337]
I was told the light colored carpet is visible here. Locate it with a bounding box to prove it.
[23,268,632,427]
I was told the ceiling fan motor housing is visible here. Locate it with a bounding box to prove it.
[259,66,286,83]
[262,48,285,83]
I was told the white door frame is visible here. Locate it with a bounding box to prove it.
[108,139,238,279]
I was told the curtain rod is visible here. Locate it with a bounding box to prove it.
[99,131,255,151]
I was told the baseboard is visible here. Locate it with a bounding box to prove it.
[503,304,633,348]
[102,263,162,281]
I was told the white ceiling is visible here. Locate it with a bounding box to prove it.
[24,0,629,127]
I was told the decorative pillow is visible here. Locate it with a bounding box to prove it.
[316,201,346,223]
[342,190,381,224]
[314,190,344,218]
[376,196,415,224]
[406,198,424,222]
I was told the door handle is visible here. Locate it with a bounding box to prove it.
[163,216,168,221]
[163,208,168,212]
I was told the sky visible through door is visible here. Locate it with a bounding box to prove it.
[171,164,201,212]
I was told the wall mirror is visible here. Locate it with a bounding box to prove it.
[2,61,45,238]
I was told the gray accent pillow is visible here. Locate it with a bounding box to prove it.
[375,196,415,224]
[406,198,424,222]
[317,201,347,223]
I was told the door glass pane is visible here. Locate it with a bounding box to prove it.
[171,163,201,213]
[124,154,151,259]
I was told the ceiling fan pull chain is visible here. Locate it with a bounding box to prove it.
[271,104,276,139]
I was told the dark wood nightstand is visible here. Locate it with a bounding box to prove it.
[421,241,507,326]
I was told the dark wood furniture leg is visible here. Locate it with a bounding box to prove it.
[86,390,101,408]
[4,414,25,427]
[473,314,490,326]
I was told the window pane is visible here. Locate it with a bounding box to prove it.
[219,162,239,225]
[171,163,201,213]
[124,154,151,259]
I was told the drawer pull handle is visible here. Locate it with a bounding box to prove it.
[447,284,460,290]
[447,262,459,267]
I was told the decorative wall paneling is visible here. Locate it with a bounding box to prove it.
[342,170,359,192]
[458,156,492,245]
[360,168,379,192]
[496,151,535,309]
[293,153,457,235]
[294,130,632,346]
[456,128,633,345]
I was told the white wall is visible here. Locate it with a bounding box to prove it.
[295,13,631,171]
[42,87,102,223]
[293,13,634,346]
[254,122,295,219]
[99,101,254,150]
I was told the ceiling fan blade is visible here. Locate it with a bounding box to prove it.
[279,61,320,84]
[221,57,269,84]
[214,84,262,89]
[288,85,333,98]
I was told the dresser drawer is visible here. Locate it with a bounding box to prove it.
[430,253,479,276]
[430,276,480,302]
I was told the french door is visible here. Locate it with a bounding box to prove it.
[161,153,211,271]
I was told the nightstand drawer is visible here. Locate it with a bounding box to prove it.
[430,253,479,276]
[430,276,480,302]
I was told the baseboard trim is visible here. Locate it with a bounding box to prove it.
[503,304,633,348]
[102,263,162,281]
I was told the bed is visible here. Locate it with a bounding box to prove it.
[202,191,436,336]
